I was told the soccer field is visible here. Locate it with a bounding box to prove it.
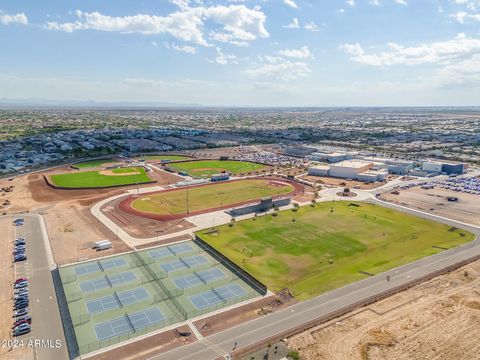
[197,202,475,300]
[129,178,294,217]
[168,160,267,178]
[49,167,153,188]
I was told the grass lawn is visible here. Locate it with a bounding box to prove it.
[50,167,152,188]
[74,159,115,168]
[131,179,293,215]
[197,202,475,300]
[141,155,190,161]
[169,160,267,178]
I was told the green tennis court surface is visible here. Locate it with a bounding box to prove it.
[58,241,260,355]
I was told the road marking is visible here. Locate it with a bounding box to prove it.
[201,338,227,357]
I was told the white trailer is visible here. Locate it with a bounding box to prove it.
[97,241,112,251]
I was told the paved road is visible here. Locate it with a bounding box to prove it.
[11,214,68,360]
[148,200,480,360]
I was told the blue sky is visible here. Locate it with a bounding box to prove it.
[1,0,480,106]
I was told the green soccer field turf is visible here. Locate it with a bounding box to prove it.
[141,155,190,161]
[196,202,475,300]
[50,167,152,188]
[131,179,293,215]
[168,160,267,178]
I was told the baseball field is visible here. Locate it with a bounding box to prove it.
[168,160,267,178]
[126,178,295,218]
[73,158,117,169]
[197,202,475,300]
[49,167,153,188]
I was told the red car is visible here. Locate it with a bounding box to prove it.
[12,318,31,328]
[14,278,28,284]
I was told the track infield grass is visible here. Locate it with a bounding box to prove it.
[168,160,267,178]
[50,167,152,188]
[131,179,293,215]
[197,202,475,300]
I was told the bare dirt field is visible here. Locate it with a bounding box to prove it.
[298,175,389,190]
[379,186,480,226]
[0,218,33,360]
[0,167,182,264]
[288,259,480,360]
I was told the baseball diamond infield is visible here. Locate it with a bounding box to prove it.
[118,178,304,221]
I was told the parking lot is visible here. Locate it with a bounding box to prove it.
[58,240,260,355]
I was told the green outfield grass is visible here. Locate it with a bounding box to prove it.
[73,158,119,168]
[141,155,190,161]
[197,202,475,300]
[50,167,152,188]
[131,179,292,215]
[168,160,267,178]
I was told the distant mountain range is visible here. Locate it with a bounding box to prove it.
[0,98,203,109]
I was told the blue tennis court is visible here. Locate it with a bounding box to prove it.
[160,255,209,273]
[100,258,127,271]
[168,243,192,255]
[173,268,225,289]
[116,287,149,306]
[80,277,109,293]
[74,262,101,277]
[107,271,137,287]
[128,307,165,330]
[189,283,247,309]
[86,294,120,314]
[94,307,165,340]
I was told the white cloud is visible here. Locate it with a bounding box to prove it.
[346,0,355,7]
[244,61,311,81]
[304,21,319,32]
[45,5,269,47]
[212,47,238,65]
[283,0,298,9]
[165,42,197,54]
[283,18,299,29]
[278,46,314,59]
[340,33,480,66]
[0,11,28,26]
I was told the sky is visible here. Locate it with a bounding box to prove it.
[1,0,480,107]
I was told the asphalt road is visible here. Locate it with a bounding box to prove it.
[149,200,480,360]
[12,214,68,360]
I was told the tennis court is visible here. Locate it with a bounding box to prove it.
[189,283,247,309]
[160,255,209,273]
[75,262,101,276]
[86,294,120,314]
[100,258,127,271]
[116,287,150,306]
[59,241,261,355]
[79,271,137,293]
[173,268,225,289]
[148,243,193,259]
[94,307,165,341]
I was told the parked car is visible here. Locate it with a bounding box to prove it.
[14,245,26,251]
[15,237,25,242]
[13,219,24,226]
[13,248,25,254]
[14,255,27,262]
[14,240,25,246]
[13,281,28,289]
[14,315,31,324]
[12,318,31,328]
[12,323,31,336]
[13,308,28,317]
[14,287,28,294]
[14,294,29,302]
[14,302,29,311]
[14,278,28,284]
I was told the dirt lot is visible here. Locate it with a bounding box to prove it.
[288,259,480,360]
[0,167,183,265]
[298,175,391,190]
[379,186,480,226]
